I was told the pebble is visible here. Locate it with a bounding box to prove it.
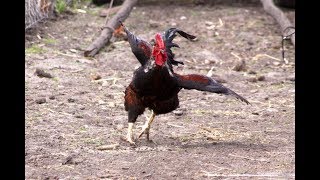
[75,115,83,119]
[205,21,214,26]
[257,75,266,81]
[68,98,75,103]
[174,110,183,116]
[171,22,177,26]
[248,70,257,74]
[91,74,101,80]
[180,16,187,20]
[35,98,46,104]
[116,124,124,130]
[247,77,258,83]
[98,100,107,105]
[149,20,160,28]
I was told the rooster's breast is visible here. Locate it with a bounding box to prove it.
[132,66,181,100]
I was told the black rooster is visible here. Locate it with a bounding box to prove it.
[120,22,250,144]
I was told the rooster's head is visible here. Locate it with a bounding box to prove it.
[152,33,168,66]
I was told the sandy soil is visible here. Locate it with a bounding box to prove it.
[25,2,295,179]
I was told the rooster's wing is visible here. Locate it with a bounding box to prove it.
[175,73,250,104]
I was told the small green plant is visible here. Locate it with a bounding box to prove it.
[56,0,67,14]
[25,45,45,54]
[43,38,57,45]
[79,126,87,132]
[52,77,59,82]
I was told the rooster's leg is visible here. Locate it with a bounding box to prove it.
[138,111,156,141]
[126,122,135,145]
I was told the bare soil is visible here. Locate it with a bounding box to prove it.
[25,3,295,179]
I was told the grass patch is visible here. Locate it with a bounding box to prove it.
[84,138,104,146]
[79,126,87,132]
[52,77,59,82]
[43,38,57,45]
[56,0,67,14]
[25,45,45,54]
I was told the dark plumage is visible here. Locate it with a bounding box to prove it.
[120,22,249,144]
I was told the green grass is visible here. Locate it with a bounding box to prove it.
[43,38,57,45]
[56,0,67,14]
[25,45,45,54]
[84,138,104,146]
[79,126,87,132]
[52,77,59,82]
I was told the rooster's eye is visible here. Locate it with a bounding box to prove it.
[150,39,155,46]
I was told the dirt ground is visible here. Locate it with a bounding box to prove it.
[25,2,295,179]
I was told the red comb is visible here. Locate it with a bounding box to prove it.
[152,33,167,66]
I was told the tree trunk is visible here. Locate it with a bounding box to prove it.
[260,0,295,46]
[84,0,138,57]
[25,0,56,30]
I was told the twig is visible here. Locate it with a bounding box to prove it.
[105,0,114,22]
[206,66,215,77]
[252,54,281,61]
[93,77,123,82]
[47,33,55,39]
[55,51,80,58]
[70,69,84,73]
[167,123,185,128]
[97,143,120,150]
[43,108,73,117]
[200,127,217,133]
[217,18,224,28]
[230,52,242,61]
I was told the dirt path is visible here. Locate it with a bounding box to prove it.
[25,3,295,179]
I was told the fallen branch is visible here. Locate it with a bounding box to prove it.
[84,0,138,57]
[260,0,295,46]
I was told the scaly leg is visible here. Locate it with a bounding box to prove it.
[126,122,135,145]
[138,111,156,141]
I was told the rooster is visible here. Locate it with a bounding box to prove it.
[120,22,250,145]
